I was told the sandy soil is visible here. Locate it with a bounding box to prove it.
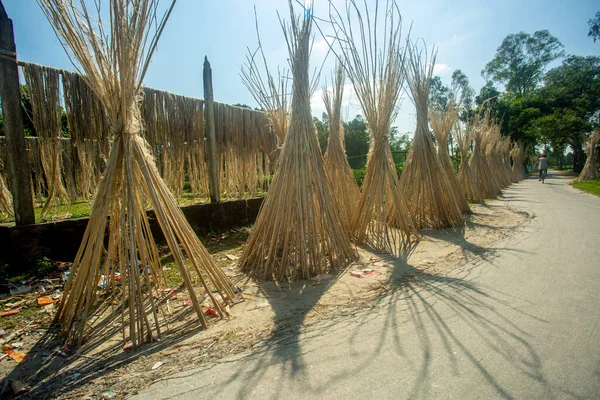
[0,198,531,399]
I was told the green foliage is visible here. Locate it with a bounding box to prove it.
[589,12,600,42]
[343,114,370,157]
[352,168,366,187]
[482,30,564,96]
[313,113,329,154]
[572,179,600,197]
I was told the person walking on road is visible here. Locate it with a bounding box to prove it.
[538,153,549,182]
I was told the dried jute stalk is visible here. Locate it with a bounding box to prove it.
[323,65,360,228]
[430,101,470,214]
[0,162,13,221]
[577,130,600,181]
[401,44,465,228]
[330,0,419,255]
[239,1,357,281]
[39,0,235,348]
[454,122,481,202]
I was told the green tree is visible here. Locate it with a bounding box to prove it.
[589,12,600,42]
[313,112,329,154]
[429,76,451,113]
[343,114,370,157]
[482,30,565,96]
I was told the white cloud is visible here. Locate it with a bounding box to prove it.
[433,63,450,76]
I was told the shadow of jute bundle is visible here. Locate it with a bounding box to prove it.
[401,44,465,229]
[329,0,419,255]
[22,63,71,219]
[323,65,360,228]
[239,2,356,281]
[454,122,481,202]
[430,101,470,214]
[577,130,600,181]
[39,0,235,347]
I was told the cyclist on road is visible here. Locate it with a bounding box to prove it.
[538,153,549,182]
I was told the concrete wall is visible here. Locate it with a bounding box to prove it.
[0,198,264,266]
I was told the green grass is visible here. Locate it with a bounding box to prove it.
[572,179,600,197]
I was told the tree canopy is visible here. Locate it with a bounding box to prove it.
[482,30,564,96]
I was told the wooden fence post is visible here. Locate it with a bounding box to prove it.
[203,56,220,204]
[0,1,35,225]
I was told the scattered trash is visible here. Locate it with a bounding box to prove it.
[182,299,192,307]
[350,271,364,278]
[55,347,74,358]
[0,308,21,317]
[233,297,245,305]
[10,378,28,395]
[205,307,218,316]
[11,342,23,349]
[2,344,27,363]
[364,270,382,277]
[61,270,71,282]
[4,299,27,309]
[37,295,59,306]
[225,254,239,261]
[101,390,117,399]
[230,285,243,293]
[123,342,133,352]
[43,303,56,314]
[372,261,391,268]
[151,361,164,370]
[0,328,5,337]
[10,284,32,296]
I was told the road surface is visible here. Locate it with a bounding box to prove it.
[135,173,600,399]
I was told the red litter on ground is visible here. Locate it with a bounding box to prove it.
[0,308,21,317]
[350,271,364,278]
[205,307,218,316]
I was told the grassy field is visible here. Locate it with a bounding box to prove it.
[572,179,600,197]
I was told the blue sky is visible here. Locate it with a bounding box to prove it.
[4,0,599,135]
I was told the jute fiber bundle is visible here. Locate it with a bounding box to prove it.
[577,130,600,181]
[62,69,110,200]
[499,137,514,184]
[486,125,511,188]
[480,126,503,191]
[213,103,270,196]
[241,11,289,168]
[430,101,470,214]
[330,0,419,254]
[39,0,235,347]
[469,115,501,198]
[454,122,481,202]
[510,141,526,181]
[531,154,539,173]
[0,161,12,221]
[239,2,357,281]
[323,65,360,227]
[22,63,71,219]
[24,137,45,204]
[401,44,465,228]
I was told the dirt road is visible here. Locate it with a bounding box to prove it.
[135,173,600,399]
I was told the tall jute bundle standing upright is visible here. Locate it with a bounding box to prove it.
[39,0,234,347]
[329,0,419,254]
[470,114,501,198]
[430,102,470,214]
[323,65,360,227]
[577,130,600,181]
[454,122,481,202]
[401,45,465,228]
[510,141,526,181]
[239,2,356,281]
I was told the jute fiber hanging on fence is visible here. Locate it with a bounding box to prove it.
[239,1,356,281]
[430,101,470,214]
[401,44,465,229]
[454,122,481,202]
[62,69,110,200]
[213,103,271,196]
[39,0,235,347]
[0,161,12,221]
[22,63,71,219]
[577,130,600,181]
[323,65,360,227]
[329,0,419,254]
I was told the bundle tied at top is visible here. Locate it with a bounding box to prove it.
[239,1,357,281]
[330,0,419,255]
[401,43,465,229]
[39,0,235,348]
